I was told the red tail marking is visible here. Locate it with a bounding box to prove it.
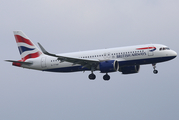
[12,60,22,67]
[14,35,34,46]
[22,52,42,61]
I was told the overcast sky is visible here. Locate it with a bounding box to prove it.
[1,0,179,120]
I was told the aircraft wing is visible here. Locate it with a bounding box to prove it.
[38,43,99,69]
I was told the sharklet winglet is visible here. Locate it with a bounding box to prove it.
[38,43,57,57]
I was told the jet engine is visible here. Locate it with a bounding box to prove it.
[99,60,119,73]
[120,65,140,74]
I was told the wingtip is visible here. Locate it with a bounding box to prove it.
[38,42,48,54]
[38,43,59,57]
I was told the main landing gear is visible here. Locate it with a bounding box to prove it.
[103,73,110,81]
[88,72,96,80]
[88,72,110,81]
[152,63,158,74]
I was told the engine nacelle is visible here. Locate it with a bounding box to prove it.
[120,65,140,74]
[99,60,119,73]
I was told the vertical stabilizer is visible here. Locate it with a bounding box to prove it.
[14,31,42,61]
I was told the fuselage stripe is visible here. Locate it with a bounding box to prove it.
[136,47,156,50]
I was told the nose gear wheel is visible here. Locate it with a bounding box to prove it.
[152,64,158,74]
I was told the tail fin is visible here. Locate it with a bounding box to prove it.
[14,31,42,61]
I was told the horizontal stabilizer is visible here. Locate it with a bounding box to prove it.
[5,60,32,65]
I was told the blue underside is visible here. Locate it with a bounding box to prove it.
[43,56,176,72]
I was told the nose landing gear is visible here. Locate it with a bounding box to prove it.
[152,63,158,74]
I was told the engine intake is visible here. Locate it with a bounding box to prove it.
[99,60,119,73]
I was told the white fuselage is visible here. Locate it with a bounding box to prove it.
[23,44,177,72]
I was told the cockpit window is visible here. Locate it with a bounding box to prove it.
[159,47,170,51]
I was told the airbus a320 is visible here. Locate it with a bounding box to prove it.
[6,31,177,80]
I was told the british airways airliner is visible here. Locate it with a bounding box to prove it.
[6,31,177,80]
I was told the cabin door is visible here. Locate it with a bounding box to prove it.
[148,46,154,56]
[41,57,46,68]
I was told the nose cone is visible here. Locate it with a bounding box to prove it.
[171,50,177,59]
[172,50,177,57]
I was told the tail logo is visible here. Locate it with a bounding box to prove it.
[18,46,35,54]
[14,31,42,61]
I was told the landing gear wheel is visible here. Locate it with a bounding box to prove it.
[88,73,96,80]
[153,70,158,74]
[103,74,110,81]
[152,63,158,74]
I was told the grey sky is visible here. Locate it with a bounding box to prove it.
[1,0,179,120]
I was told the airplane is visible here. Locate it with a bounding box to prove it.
[5,31,177,80]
